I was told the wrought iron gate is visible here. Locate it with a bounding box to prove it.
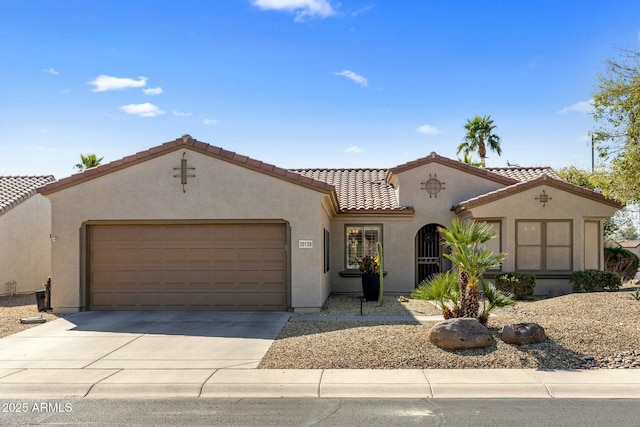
[416,224,443,286]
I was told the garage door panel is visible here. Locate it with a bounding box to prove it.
[88,224,287,311]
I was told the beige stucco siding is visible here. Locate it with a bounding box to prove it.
[464,184,618,272]
[0,195,51,296]
[329,164,514,294]
[395,162,507,214]
[46,148,329,312]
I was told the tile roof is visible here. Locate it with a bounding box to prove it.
[617,240,640,249]
[485,167,562,182]
[0,176,55,216]
[453,173,622,214]
[291,169,409,212]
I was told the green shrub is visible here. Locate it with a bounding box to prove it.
[494,272,536,300]
[570,269,622,292]
[604,247,639,281]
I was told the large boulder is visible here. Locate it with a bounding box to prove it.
[428,318,492,350]
[501,322,546,345]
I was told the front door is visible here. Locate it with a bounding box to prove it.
[415,224,447,286]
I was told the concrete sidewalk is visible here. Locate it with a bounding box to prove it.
[1,313,640,399]
[2,367,640,399]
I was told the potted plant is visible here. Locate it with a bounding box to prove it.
[358,254,380,301]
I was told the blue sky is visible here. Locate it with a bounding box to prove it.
[2,0,640,179]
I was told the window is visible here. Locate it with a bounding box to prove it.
[479,220,502,271]
[516,220,572,271]
[346,225,382,269]
[323,229,330,273]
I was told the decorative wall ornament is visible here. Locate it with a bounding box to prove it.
[535,190,552,207]
[173,151,196,193]
[421,174,445,198]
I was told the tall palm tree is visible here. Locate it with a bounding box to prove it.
[457,115,502,167]
[74,153,104,171]
[439,219,505,319]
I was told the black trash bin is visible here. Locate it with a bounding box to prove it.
[35,290,47,312]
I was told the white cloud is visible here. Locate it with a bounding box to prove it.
[416,124,441,135]
[252,0,336,21]
[173,110,192,117]
[42,68,59,75]
[334,70,368,87]
[344,146,364,153]
[119,103,165,117]
[89,75,148,92]
[559,99,594,114]
[203,119,218,126]
[143,87,163,95]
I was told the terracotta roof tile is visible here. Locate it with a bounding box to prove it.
[617,240,640,249]
[485,167,561,182]
[0,176,55,216]
[291,169,409,212]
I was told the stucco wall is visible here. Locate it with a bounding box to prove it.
[46,148,329,312]
[466,184,618,272]
[329,162,509,294]
[0,195,51,296]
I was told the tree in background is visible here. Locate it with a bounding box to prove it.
[74,153,104,171]
[457,152,483,167]
[556,165,637,240]
[457,115,502,167]
[592,48,640,204]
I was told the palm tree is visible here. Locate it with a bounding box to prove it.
[458,153,483,167]
[74,153,104,171]
[439,219,506,319]
[457,115,502,167]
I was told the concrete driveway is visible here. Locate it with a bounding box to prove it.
[0,311,291,370]
[0,310,293,398]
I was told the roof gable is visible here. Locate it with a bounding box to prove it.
[40,135,336,198]
[390,152,518,186]
[0,175,55,216]
[453,173,622,214]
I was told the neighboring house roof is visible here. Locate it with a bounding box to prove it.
[453,173,622,214]
[0,175,55,216]
[292,169,408,212]
[618,240,640,249]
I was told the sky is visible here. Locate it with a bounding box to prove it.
[2,0,640,180]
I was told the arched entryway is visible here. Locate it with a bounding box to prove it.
[415,223,451,286]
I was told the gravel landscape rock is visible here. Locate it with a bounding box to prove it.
[0,294,59,338]
[260,288,640,370]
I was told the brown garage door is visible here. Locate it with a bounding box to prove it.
[87,223,287,311]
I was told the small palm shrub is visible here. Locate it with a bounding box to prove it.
[570,269,622,292]
[494,272,536,300]
[604,247,639,281]
[478,281,516,325]
[412,271,459,319]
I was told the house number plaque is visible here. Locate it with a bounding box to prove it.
[298,240,313,249]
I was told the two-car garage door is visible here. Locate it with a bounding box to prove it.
[87,223,288,311]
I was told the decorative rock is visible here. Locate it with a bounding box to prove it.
[428,318,492,350]
[501,322,546,345]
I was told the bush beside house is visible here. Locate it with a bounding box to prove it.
[570,269,622,292]
[494,272,536,300]
[604,247,639,281]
